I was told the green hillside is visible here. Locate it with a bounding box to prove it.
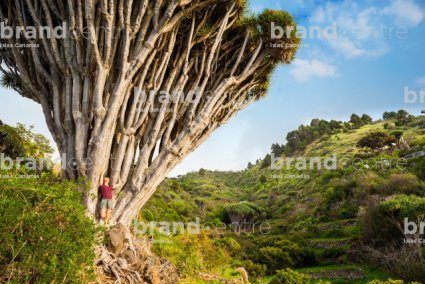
[139,112,425,283]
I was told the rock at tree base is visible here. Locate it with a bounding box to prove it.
[138,255,179,284]
[107,223,127,255]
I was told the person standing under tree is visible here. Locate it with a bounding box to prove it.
[99,169,121,224]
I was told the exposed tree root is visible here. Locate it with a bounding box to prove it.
[95,245,142,284]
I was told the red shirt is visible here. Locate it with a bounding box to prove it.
[100,184,113,199]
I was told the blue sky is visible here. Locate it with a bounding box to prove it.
[1,0,424,176]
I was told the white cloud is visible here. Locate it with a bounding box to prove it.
[307,1,395,59]
[381,0,424,27]
[290,59,337,82]
[417,76,425,84]
[327,37,366,58]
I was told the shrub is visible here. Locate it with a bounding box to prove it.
[343,225,360,237]
[307,224,318,234]
[321,171,343,183]
[322,246,346,258]
[251,236,317,269]
[380,173,422,196]
[167,191,180,199]
[212,237,241,252]
[338,206,357,219]
[140,209,155,221]
[241,260,266,283]
[280,204,290,214]
[251,247,294,272]
[0,170,102,283]
[323,226,344,238]
[268,268,310,284]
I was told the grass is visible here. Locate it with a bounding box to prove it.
[295,264,356,272]
[305,264,396,284]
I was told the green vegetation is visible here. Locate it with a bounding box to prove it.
[139,111,425,282]
[0,168,102,283]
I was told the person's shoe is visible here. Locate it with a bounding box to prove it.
[99,219,105,226]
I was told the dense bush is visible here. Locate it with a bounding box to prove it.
[140,209,155,221]
[212,237,241,252]
[241,260,266,283]
[0,169,102,283]
[268,268,310,284]
[250,236,317,272]
[321,246,346,258]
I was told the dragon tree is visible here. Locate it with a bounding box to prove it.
[224,202,263,232]
[0,0,299,232]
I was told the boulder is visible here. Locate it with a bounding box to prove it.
[107,223,127,256]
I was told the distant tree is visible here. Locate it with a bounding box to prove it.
[343,122,352,130]
[356,131,397,151]
[224,202,263,232]
[296,141,306,151]
[194,198,209,212]
[389,130,404,143]
[170,180,182,192]
[383,111,397,120]
[199,168,206,177]
[0,123,54,157]
[395,109,409,126]
[271,143,285,156]
[329,120,342,130]
[350,114,365,126]
[259,174,267,183]
[310,118,320,126]
[261,154,271,169]
[361,114,373,124]
[256,159,259,164]
[247,162,253,169]
[376,194,425,259]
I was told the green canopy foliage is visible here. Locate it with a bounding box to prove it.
[224,202,263,217]
[376,194,425,222]
[194,197,209,206]
[0,122,54,158]
[383,111,397,120]
[356,131,397,151]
